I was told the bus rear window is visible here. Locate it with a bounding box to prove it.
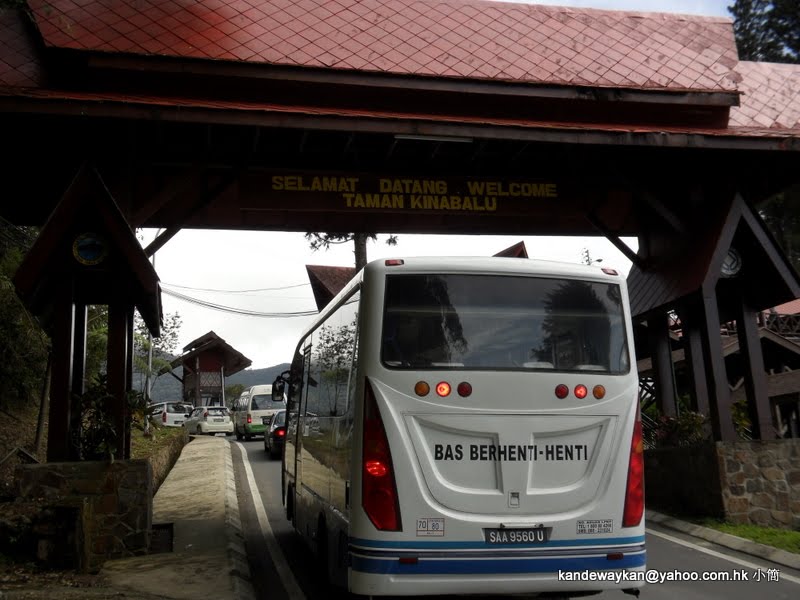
[381,273,629,373]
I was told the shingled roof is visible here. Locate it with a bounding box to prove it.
[0,0,798,145]
[22,0,740,93]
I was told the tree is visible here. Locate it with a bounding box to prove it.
[730,2,800,268]
[133,311,181,401]
[729,1,799,63]
[305,232,398,271]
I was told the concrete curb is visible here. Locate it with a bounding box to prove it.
[646,509,800,571]
[223,438,258,600]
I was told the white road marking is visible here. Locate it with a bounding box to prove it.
[235,442,307,600]
[646,527,800,585]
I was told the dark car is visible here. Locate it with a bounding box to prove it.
[263,409,286,459]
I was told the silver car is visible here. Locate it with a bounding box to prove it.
[151,402,191,428]
[183,406,233,436]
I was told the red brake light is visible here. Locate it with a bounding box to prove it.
[276,428,286,437]
[362,379,402,531]
[622,405,645,527]
[385,259,405,266]
[436,382,451,397]
[555,384,569,399]
[574,384,588,399]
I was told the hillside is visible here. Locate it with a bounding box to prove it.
[140,363,291,402]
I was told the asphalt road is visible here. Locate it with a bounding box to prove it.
[231,439,800,600]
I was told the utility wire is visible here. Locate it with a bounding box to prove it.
[160,286,318,318]
[161,281,310,294]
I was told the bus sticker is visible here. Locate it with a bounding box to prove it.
[417,517,445,537]
[576,519,614,534]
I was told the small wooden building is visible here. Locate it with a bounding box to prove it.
[169,332,251,407]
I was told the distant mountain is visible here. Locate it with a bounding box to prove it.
[138,363,291,402]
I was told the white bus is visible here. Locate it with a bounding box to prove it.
[276,256,645,597]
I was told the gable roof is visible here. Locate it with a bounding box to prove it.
[171,330,252,376]
[306,264,357,311]
[24,0,739,94]
[12,163,162,335]
[627,194,800,319]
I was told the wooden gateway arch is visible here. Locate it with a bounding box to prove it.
[2,0,800,464]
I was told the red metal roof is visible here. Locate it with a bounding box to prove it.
[1,2,799,144]
[25,0,739,93]
[730,61,800,131]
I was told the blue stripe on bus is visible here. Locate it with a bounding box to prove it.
[350,551,646,575]
[350,535,646,550]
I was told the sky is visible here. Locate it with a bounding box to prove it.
[141,0,734,371]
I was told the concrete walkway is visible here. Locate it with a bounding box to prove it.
[100,436,255,600]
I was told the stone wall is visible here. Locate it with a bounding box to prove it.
[717,440,800,530]
[14,459,152,572]
[645,439,800,530]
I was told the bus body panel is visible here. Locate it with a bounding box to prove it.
[282,257,645,597]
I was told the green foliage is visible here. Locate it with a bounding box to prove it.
[76,375,119,461]
[132,310,182,400]
[0,224,49,412]
[729,0,799,63]
[698,519,800,553]
[651,410,712,447]
[225,383,245,405]
[758,186,800,271]
[76,374,149,460]
[305,232,398,270]
[732,397,754,439]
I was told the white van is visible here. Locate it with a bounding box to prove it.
[233,384,286,440]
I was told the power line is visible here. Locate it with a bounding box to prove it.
[160,286,318,318]
[161,281,310,294]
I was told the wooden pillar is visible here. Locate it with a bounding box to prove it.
[107,303,130,460]
[47,292,75,462]
[647,313,677,417]
[68,304,87,460]
[124,308,135,457]
[678,303,711,416]
[735,299,774,439]
[700,289,737,441]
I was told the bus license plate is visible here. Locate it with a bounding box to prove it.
[484,527,551,545]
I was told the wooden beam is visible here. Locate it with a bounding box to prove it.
[647,314,677,417]
[107,304,130,460]
[735,300,775,439]
[586,212,644,268]
[678,303,711,416]
[47,294,75,462]
[642,192,688,234]
[69,304,87,461]
[700,291,738,441]
[130,168,203,228]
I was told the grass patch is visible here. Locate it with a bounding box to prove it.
[130,425,184,460]
[696,519,800,554]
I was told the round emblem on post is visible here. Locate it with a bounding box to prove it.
[721,247,742,278]
[72,233,108,266]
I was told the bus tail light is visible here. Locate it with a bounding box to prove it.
[622,403,644,527]
[362,379,402,531]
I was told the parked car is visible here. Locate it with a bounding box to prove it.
[151,402,191,428]
[183,406,233,436]
[232,384,285,440]
[263,409,286,458]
